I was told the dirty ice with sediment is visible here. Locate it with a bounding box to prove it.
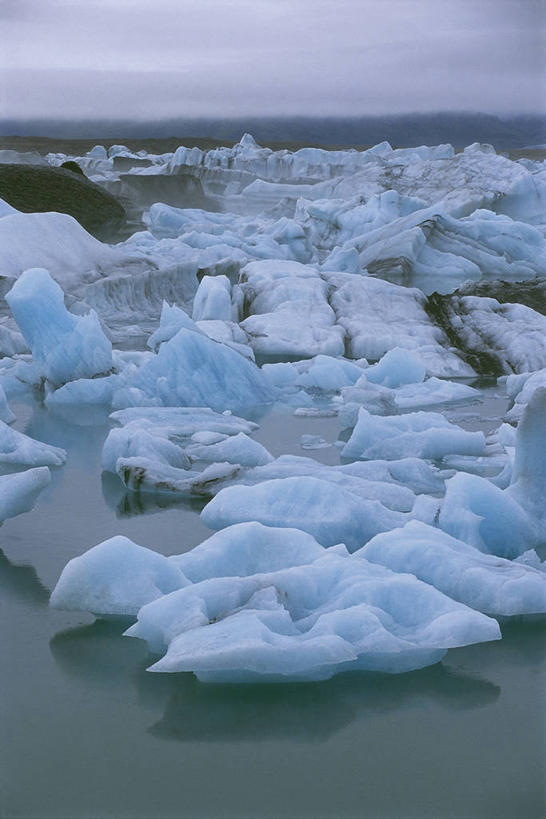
[1,134,545,682]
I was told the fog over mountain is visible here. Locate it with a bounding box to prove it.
[1,113,544,150]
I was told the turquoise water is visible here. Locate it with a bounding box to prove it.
[1,396,544,819]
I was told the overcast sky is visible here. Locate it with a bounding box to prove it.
[1,0,544,120]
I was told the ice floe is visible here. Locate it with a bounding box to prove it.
[51,523,501,682]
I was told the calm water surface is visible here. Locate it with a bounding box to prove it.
[1,392,544,819]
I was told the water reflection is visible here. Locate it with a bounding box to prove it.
[150,664,500,744]
[101,471,208,518]
[50,617,501,745]
[0,548,49,606]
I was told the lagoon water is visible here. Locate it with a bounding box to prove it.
[1,391,544,819]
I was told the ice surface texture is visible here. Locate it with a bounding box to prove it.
[360,521,546,617]
[52,524,501,682]
[342,408,485,462]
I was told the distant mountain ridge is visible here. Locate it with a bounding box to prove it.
[1,112,544,150]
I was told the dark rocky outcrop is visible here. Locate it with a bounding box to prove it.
[60,160,85,176]
[426,292,504,376]
[0,163,126,241]
[454,277,546,316]
[426,278,546,375]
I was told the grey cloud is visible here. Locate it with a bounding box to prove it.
[1,0,544,118]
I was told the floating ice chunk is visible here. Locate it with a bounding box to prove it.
[360,520,546,617]
[102,424,191,474]
[102,407,265,487]
[363,347,426,387]
[0,420,66,466]
[342,408,485,461]
[127,549,499,682]
[44,374,119,408]
[50,535,187,616]
[192,275,233,322]
[326,272,473,377]
[264,355,363,393]
[300,435,330,450]
[340,377,479,423]
[6,268,113,388]
[147,301,202,351]
[122,328,274,413]
[170,522,327,582]
[201,475,406,550]
[433,294,546,374]
[0,467,51,524]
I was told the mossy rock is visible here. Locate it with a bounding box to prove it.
[0,163,126,241]
[60,160,85,176]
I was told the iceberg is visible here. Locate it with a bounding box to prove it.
[6,268,113,388]
[363,347,426,387]
[341,407,485,461]
[0,420,66,467]
[192,275,233,322]
[51,523,501,682]
[360,521,546,617]
[50,535,187,616]
[147,301,202,351]
[239,261,345,359]
[0,467,51,524]
[438,389,546,558]
[128,546,500,682]
[201,475,407,550]
[122,327,274,413]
